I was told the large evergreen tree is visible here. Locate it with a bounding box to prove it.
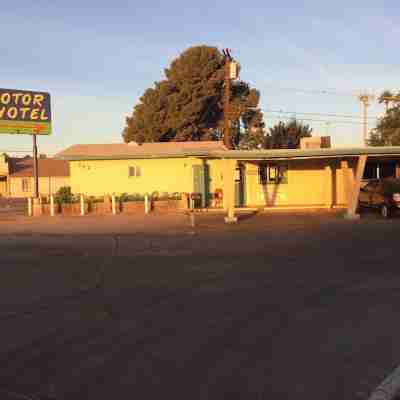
[122,46,264,147]
[265,119,312,149]
[370,90,400,146]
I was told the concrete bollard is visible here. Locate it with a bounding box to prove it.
[144,194,150,214]
[190,210,195,228]
[32,197,42,216]
[50,195,55,217]
[80,194,85,216]
[27,197,33,217]
[111,194,117,215]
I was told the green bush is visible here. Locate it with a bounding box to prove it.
[118,192,182,202]
[153,192,181,200]
[118,193,145,202]
[54,186,77,205]
[87,196,105,204]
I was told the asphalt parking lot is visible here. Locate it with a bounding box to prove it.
[0,211,399,399]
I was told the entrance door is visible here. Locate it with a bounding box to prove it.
[235,165,245,207]
[193,164,210,208]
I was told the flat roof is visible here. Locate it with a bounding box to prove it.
[56,141,227,161]
[55,142,400,161]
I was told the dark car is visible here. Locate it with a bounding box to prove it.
[359,178,400,218]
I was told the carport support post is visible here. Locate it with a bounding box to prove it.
[324,164,333,208]
[50,194,55,217]
[27,197,33,217]
[222,159,237,223]
[111,194,117,215]
[80,194,85,216]
[344,155,367,219]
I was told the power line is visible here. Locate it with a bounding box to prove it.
[261,108,380,120]
[264,115,373,126]
[261,84,363,97]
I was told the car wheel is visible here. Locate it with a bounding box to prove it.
[381,204,390,219]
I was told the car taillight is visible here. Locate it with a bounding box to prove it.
[393,193,400,201]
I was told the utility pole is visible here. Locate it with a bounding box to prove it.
[222,49,240,149]
[359,93,374,146]
[223,60,231,149]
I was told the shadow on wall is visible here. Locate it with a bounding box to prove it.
[260,160,340,208]
[261,181,280,207]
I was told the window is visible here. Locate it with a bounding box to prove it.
[22,178,31,192]
[258,164,288,185]
[128,166,142,178]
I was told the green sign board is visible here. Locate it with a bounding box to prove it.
[0,88,51,135]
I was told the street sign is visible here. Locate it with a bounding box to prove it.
[0,88,51,135]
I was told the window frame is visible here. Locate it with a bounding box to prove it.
[128,165,142,178]
[22,178,31,192]
[258,164,288,185]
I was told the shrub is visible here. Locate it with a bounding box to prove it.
[87,196,104,204]
[118,193,145,202]
[152,192,181,201]
[54,186,76,205]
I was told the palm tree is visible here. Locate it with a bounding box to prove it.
[378,90,394,112]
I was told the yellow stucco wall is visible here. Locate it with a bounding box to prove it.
[69,158,224,196]
[244,159,351,207]
[0,178,7,196]
[69,156,356,207]
[8,176,70,198]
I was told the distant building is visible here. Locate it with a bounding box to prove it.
[0,154,70,198]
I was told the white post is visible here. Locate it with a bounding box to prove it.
[111,194,117,215]
[190,211,195,227]
[50,195,55,217]
[80,194,85,216]
[145,194,150,214]
[27,197,33,217]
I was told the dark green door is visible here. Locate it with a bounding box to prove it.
[235,166,246,207]
[193,164,210,208]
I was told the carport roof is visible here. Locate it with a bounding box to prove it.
[214,146,400,160]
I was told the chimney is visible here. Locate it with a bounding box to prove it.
[300,136,331,149]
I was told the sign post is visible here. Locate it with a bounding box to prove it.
[33,134,39,198]
[0,88,52,198]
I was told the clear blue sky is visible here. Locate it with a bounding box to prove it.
[1,0,399,155]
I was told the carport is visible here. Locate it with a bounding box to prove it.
[213,147,400,222]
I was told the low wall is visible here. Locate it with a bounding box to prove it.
[121,201,143,214]
[31,197,185,216]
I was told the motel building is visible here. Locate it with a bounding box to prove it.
[56,139,400,221]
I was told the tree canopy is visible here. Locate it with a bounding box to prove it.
[264,119,312,149]
[370,90,400,146]
[122,46,264,147]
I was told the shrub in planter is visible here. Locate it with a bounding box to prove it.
[152,192,182,212]
[87,196,111,214]
[54,186,74,206]
[54,187,83,215]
